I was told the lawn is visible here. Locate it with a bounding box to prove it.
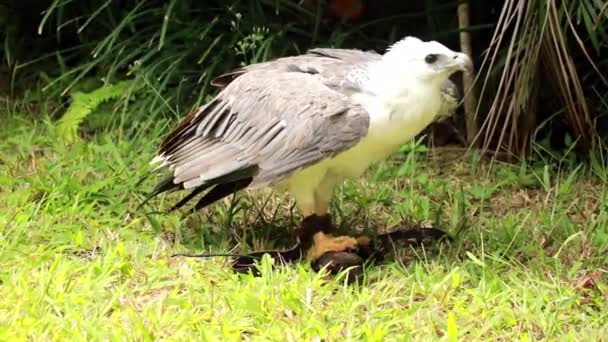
[1,105,607,341]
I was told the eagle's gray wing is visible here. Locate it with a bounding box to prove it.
[150,67,369,211]
[212,47,460,117]
[210,48,380,90]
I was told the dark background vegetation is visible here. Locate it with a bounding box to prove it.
[1,0,607,161]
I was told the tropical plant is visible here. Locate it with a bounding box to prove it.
[473,0,608,159]
[4,0,608,159]
[23,0,467,137]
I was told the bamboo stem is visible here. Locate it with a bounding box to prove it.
[457,0,479,147]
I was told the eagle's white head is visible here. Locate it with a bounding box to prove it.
[367,36,472,99]
[357,36,472,145]
[385,36,472,80]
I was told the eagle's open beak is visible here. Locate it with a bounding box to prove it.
[452,52,473,74]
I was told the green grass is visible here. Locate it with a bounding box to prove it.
[1,104,607,341]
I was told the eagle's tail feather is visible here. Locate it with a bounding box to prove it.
[140,165,259,212]
[169,185,208,212]
[193,178,253,212]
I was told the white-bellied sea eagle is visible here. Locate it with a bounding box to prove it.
[146,36,472,262]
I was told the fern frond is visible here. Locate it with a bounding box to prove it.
[57,80,134,142]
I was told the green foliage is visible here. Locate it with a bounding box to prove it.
[36,0,338,120]
[4,0,608,157]
[2,0,470,134]
[571,0,608,52]
[57,80,136,142]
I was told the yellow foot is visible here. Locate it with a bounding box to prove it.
[306,232,370,261]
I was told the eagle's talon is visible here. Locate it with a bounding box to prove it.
[306,231,367,262]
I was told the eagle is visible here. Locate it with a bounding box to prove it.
[146,36,471,263]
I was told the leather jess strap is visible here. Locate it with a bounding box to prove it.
[172,226,452,278]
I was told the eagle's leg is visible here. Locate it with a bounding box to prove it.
[290,176,369,264]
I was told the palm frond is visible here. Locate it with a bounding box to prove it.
[474,0,607,159]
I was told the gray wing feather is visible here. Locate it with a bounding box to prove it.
[211,47,461,116]
[210,48,380,94]
[305,48,381,62]
[157,68,369,189]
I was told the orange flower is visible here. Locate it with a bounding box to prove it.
[328,0,364,20]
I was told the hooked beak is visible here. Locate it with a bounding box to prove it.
[451,52,473,74]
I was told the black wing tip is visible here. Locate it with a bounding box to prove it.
[168,185,208,212]
[136,175,180,211]
[139,165,259,214]
[187,165,259,212]
[151,175,179,195]
[193,178,253,212]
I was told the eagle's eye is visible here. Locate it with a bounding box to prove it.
[424,54,438,64]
